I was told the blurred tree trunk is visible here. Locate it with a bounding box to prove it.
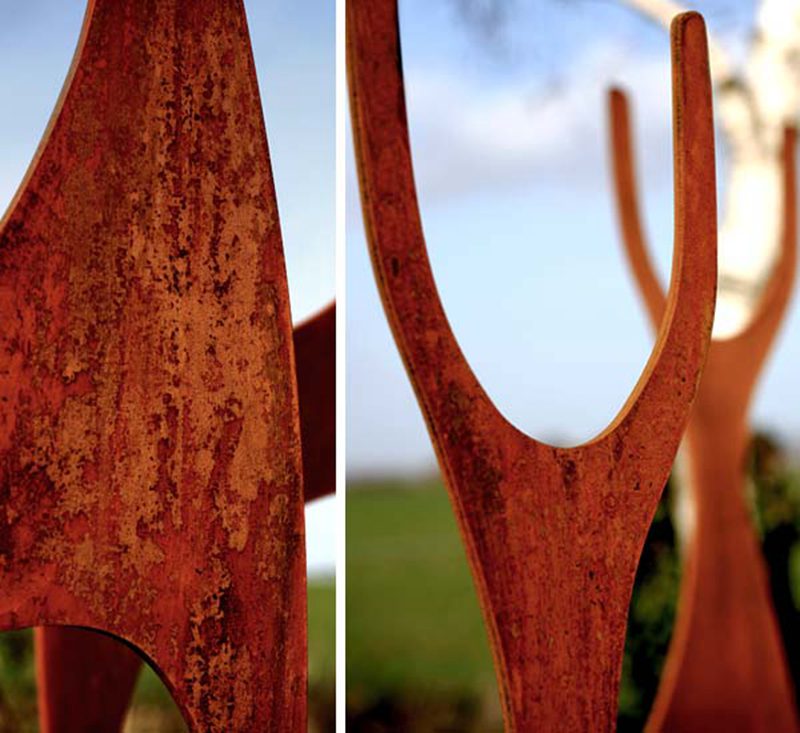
[618,0,800,544]
[619,0,800,337]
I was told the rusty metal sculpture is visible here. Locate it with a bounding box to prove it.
[609,89,799,731]
[349,2,717,730]
[34,304,335,731]
[294,303,337,504]
[0,0,308,730]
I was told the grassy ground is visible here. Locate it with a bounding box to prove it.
[0,578,335,733]
[308,579,336,733]
[346,478,501,732]
[346,448,800,732]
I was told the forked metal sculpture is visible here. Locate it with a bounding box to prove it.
[609,88,799,731]
[0,0,308,730]
[34,304,335,731]
[349,3,717,730]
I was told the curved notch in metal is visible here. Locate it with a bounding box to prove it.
[349,2,715,460]
[35,302,335,731]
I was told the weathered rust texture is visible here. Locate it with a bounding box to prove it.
[349,4,717,730]
[0,0,308,730]
[609,89,799,731]
[35,303,335,731]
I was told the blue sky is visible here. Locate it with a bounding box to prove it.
[0,0,335,575]
[346,0,800,476]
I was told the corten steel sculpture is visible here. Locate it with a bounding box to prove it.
[34,304,336,731]
[349,3,717,730]
[609,89,799,732]
[0,0,309,730]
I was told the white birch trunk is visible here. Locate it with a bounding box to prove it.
[618,0,800,543]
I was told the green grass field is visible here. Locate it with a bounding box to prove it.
[347,478,502,731]
[346,457,800,732]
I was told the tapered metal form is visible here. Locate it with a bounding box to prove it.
[0,1,307,730]
[609,89,799,732]
[349,4,717,731]
[35,304,335,731]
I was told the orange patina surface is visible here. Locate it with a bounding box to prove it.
[35,304,334,731]
[0,0,309,730]
[349,4,717,731]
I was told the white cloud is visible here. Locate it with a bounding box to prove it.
[401,40,677,203]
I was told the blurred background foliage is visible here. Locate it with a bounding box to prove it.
[346,430,800,732]
[0,578,334,733]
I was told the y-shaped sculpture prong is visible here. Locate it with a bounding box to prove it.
[609,88,798,732]
[0,1,307,730]
[350,4,717,731]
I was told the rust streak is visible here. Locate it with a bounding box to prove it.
[0,0,308,730]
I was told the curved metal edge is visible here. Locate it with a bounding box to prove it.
[609,88,796,376]
[727,127,798,355]
[592,12,717,466]
[0,0,95,232]
[35,301,336,732]
[349,1,716,471]
[608,87,669,325]
[346,0,519,723]
[346,0,503,444]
